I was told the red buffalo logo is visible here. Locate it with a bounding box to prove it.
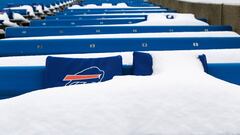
[63,66,105,86]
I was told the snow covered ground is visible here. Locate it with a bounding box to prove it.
[178,0,240,5]
[0,54,240,134]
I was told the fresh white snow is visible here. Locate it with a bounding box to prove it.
[75,13,209,26]
[0,13,19,27]
[136,13,208,26]
[0,58,239,134]
[2,31,239,40]
[0,49,239,67]
[151,52,205,74]
[35,5,44,14]
[68,3,160,9]
[6,5,36,17]
[12,13,29,23]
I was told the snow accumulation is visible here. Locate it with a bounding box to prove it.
[0,53,240,134]
[7,5,36,17]
[68,3,160,9]
[0,13,19,27]
[49,4,56,10]
[12,13,29,23]
[77,13,209,26]
[178,0,240,6]
[87,13,208,26]
[35,5,44,14]
[3,31,239,40]
[137,13,208,26]
[43,6,51,12]
[0,49,239,67]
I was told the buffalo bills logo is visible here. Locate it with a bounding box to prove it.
[63,66,105,86]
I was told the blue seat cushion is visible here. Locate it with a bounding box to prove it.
[133,52,153,75]
[198,54,208,73]
[43,56,123,88]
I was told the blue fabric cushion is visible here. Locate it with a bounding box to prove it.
[0,20,3,25]
[198,54,208,73]
[43,56,123,88]
[133,52,153,75]
[6,10,13,20]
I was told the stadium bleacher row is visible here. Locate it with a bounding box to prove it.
[0,0,239,99]
[0,0,240,134]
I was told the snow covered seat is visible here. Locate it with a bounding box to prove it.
[5,25,233,38]
[5,5,36,17]
[30,13,208,27]
[0,12,18,27]
[11,12,29,23]
[0,51,239,105]
[65,7,168,13]
[83,13,208,26]
[141,13,208,26]
[101,3,113,7]
[0,10,29,26]
[45,14,207,24]
[0,69,240,133]
[30,18,147,26]
[0,52,240,135]
[45,14,147,20]
[69,2,160,9]
[57,8,175,16]
[0,31,240,56]
[32,5,45,16]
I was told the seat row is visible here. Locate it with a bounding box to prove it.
[0,0,239,99]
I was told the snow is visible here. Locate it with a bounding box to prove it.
[2,20,19,27]
[136,13,208,26]
[178,0,240,6]
[74,13,209,26]
[0,13,9,20]
[101,3,114,7]
[0,58,240,134]
[3,31,239,40]
[0,13,19,27]
[35,5,44,14]
[68,3,160,9]
[63,2,67,6]
[116,3,129,7]
[7,5,36,17]
[0,49,239,67]
[95,17,146,20]
[151,52,204,74]
[49,5,55,10]
[54,4,60,9]
[59,2,64,7]
[12,13,29,23]
[43,6,51,13]
[0,52,133,66]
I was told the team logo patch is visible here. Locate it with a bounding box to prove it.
[63,66,105,86]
